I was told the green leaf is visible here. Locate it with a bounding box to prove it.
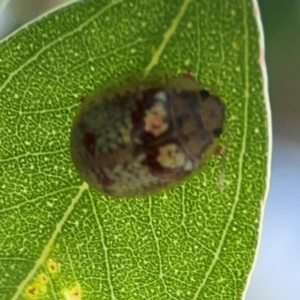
[0,0,270,299]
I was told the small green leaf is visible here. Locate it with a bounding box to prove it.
[0,0,270,299]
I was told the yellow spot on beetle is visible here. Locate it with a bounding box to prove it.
[157,144,186,169]
[144,103,168,136]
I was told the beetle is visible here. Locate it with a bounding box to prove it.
[70,73,225,198]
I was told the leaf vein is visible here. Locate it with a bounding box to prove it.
[192,0,250,298]
[144,0,193,75]
[10,182,88,300]
[0,0,124,94]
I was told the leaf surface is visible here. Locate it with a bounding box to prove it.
[0,0,270,299]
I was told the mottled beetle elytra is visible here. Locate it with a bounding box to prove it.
[70,72,225,197]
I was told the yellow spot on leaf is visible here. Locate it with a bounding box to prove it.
[46,258,60,274]
[24,285,39,299]
[23,272,49,299]
[37,273,48,285]
[64,284,82,300]
[232,42,240,50]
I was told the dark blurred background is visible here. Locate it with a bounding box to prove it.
[0,0,299,299]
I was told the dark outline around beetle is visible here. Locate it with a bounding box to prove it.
[70,72,226,198]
